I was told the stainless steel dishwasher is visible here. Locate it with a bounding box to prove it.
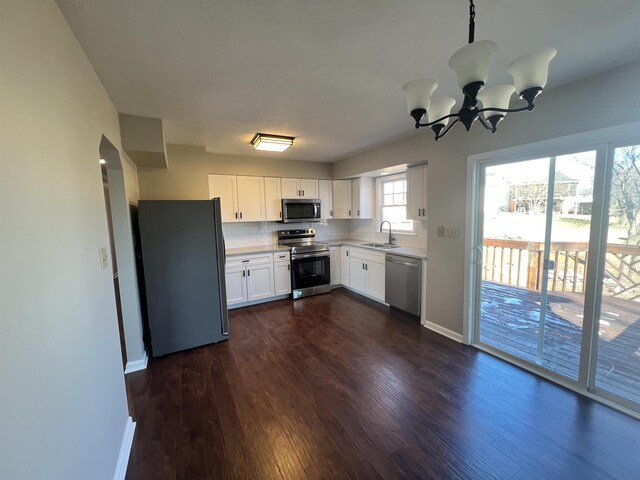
[385,253,422,316]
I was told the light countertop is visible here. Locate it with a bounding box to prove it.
[226,245,290,256]
[329,240,428,260]
[226,240,427,260]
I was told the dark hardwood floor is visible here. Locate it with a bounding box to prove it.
[125,289,640,479]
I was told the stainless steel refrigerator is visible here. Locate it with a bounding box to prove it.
[138,199,229,356]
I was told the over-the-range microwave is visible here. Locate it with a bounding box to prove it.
[280,198,321,223]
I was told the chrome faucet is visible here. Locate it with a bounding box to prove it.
[379,220,396,245]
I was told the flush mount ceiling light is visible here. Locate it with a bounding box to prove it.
[250,133,295,152]
[402,0,556,141]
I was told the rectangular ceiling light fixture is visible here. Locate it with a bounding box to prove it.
[250,133,294,152]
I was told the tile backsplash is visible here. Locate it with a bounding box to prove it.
[222,218,427,249]
[222,220,350,247]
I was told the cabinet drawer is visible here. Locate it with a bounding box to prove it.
[349,247,386,264]
[273,251,291,263]
[226,253,274,268]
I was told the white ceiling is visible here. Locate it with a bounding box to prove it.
[56,0,640,163]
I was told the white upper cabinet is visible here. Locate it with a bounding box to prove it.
[281,177,301,198]
[236,176,265,221]
[352,177,374,219]
[332,180,352,219]
[281,178,319,199]
[318,179,333,219]
[208,174,266,222]
[208,174,238,222]
[406,165,428,221]
[264,177,283,221]
[300,179,319,199]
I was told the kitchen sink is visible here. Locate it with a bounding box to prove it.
[360,242,400,249]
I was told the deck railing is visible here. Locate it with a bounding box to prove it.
[482,238,640,300]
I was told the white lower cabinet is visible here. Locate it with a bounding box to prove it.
[366,261,385,301]
[274,261,292,296]
[340,246,350,286]
[330,246,341,286]
[225,265,247,305]
[247,263,275,301]
[349,256,367,293]
[348,247,385,302]
[225,253,275,306]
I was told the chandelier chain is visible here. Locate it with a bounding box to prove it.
[469,0,476,43]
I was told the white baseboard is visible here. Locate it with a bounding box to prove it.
[124,351,148,374]
[113,416,136,480]
[422,320,463,343]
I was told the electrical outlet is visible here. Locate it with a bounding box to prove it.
[443,226,459,238]
[437,226,444,237]
[99,247,109,270]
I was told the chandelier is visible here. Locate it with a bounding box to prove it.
[402,0,556,141]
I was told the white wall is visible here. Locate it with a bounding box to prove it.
[1,1,131,479]
[104,154,145,366]
[332,60,640,337]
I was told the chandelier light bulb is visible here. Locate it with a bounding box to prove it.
[448,40,497,89]
[402,78,439,113]
[477,85,515,119]
[427,97,457,126]
[507,47,557,95]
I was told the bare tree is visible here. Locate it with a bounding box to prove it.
[510,182,548,214]
[610,146,640,244]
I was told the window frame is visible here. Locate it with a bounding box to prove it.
[376,173,416,235]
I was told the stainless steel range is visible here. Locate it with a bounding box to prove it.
[278,228,331,299]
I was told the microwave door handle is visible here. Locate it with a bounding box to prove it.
[314,202,319,219]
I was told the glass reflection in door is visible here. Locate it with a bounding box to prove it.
[595,145,640,405]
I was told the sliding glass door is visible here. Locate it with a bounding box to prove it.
[470,137,640,416]
[594,145,640,406]
[477,152,596,380]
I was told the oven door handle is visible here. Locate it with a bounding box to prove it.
[291,252,330,260]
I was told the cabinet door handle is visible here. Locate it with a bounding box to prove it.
[240,212,243,219]
[362,263,365,269]
[302,190,305,196]
[348,210,351,216]
[346,251,349,257]
[235,212,238,219]
[357,209,360,216]
[287,264,290,271]
[279,211,282,218]
[423,208,426,216]
[247,269,251,276]
[365,264,368,271]
[330,210,333,217]
[242,270,246,277]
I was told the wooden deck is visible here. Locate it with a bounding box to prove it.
[480,281,640,404]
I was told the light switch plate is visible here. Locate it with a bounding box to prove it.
[443,226,459,238]
[99,247,109,270]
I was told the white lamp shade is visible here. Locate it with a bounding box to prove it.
[428,97,457,126]
[402,78,438,112]
[448,40,497,89]
[477,85,515,118]
[506,47,557,94]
